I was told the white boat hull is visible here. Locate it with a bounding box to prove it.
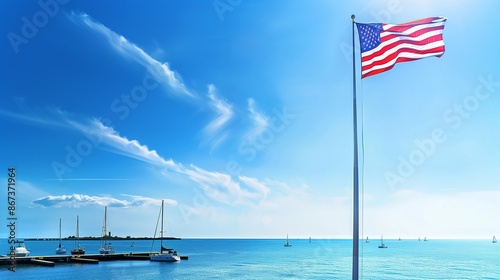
[150,253,180,262]
[14,248,30,257]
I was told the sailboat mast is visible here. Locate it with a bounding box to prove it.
[59,218,62,246]
[160,200,164,248]
[76,215,79,246]
[102,207,108,247]
[104,207,107,237]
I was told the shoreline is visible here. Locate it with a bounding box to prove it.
[24,236,181,241]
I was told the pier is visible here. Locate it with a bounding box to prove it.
[0,252,188,268]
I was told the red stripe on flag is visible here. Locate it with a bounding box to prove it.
[361,46,445,78]
[361,33,445,65]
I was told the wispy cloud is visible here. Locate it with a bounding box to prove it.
[183,166,270,205]
[5,106,275,207]
[0,105,76,130]
[239,175,271,200]
[67,12,278,156]
[203,84,234,150]
[205,84,234,133]
[84,119,182,170]
[244,98,269,141]
[81,118,271,205]
[32,193,173,208]
[69,12,193,98]
[121,194,177,207]
[92,117,270,205]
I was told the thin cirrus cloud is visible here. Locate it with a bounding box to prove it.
[68,12,277,154]
[83,118,182,171]
[184,165,270,205]
[7,107,273,207]
[238,175,271,200]
[244,98,269,142]
[69,11,194,98]
[203,84,234,150]
[69,12,248,151]
[121,194,177,207]
[33,194,176,208]
[81,117,271,205]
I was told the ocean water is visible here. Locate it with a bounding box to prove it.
[1,238,499,279]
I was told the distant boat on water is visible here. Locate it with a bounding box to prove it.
[378,235,387,249]
[365,236,369,243]
[55,218,67,255]
[493,236,497,243]
[424,237,428,241]
[99,207,115,254]
[71,215,85,255]
[284,234,292,247]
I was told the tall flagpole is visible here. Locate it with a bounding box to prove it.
[351,14,360,280]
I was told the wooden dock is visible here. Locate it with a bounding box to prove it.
[0,252,188,268]
[30,258,56,267]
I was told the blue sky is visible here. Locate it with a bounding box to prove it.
[1,0,499,240]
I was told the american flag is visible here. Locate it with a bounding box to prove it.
[355,16,447,79]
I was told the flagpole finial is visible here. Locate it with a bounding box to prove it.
[351,14,355,21]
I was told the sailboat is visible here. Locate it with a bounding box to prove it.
[150,200,180,262]
[71,215,85,255]
[365,236,369,243]
[55,218,67,254]
[378,235,387,248]
[493,236,497,243]
[99,207,115,254]
[284,234,292,247]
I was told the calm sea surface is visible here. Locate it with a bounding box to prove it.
[1,238,499,279]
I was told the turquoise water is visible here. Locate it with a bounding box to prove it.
[1,239,499,279]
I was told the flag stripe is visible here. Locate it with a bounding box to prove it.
[362,48,445,77]
[362,36,445,68]
[363,31,445,63]
[356,16,446,78]
[381,25,445,51]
